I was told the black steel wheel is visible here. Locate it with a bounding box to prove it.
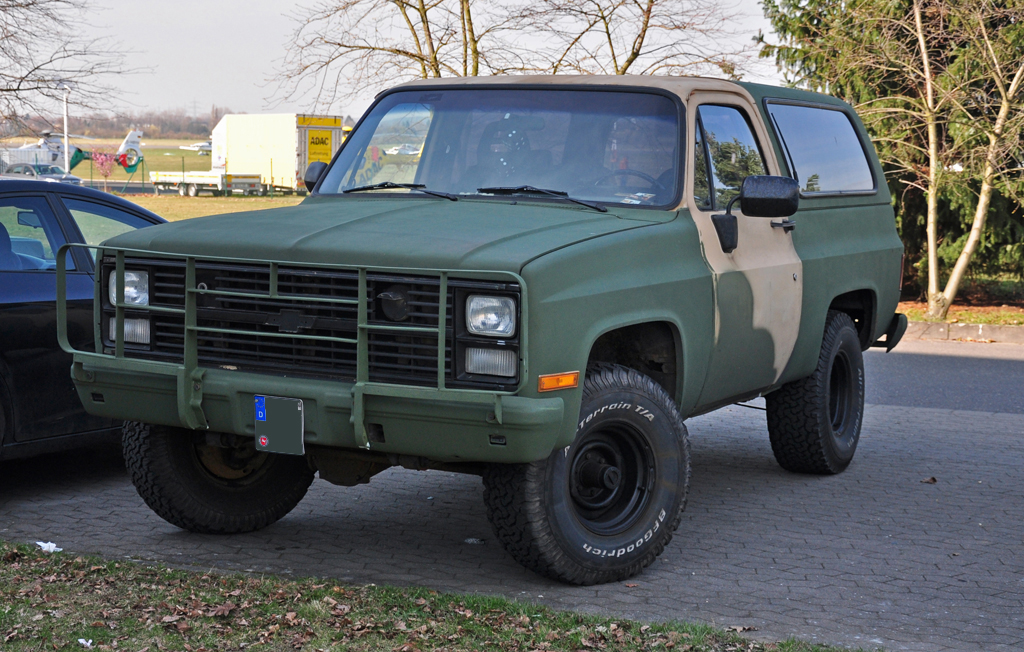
[484,364,689,585]
[123,421,314,534]
[766,310,865,474]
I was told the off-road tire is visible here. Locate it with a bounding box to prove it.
[483,364,690,585]
[766,310,865,474]
[122,421,314,534]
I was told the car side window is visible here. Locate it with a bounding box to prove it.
[0,196,72,271]
[695,105,766,209]
[765,102,875,193]
[61,198,153,262]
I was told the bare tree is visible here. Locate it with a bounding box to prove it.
[929,0,1024,318]
[0,0,127,124]
[272,0,748,109]
[273,0,524,110]
[526,0,744,77]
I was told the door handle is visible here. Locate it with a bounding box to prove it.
[771,219,796,233]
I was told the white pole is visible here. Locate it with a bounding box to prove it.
[62,86,70,173]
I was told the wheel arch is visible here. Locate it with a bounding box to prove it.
[585,319,684,406]
[828,289,877,350]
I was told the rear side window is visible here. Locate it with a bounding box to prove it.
[766,102,874,194]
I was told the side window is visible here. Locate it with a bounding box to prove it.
[766,102,874,193]
[695,105,766,209]
[61,198,154,262]
[0,196,72,271]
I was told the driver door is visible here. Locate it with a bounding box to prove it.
[686,93,804,406]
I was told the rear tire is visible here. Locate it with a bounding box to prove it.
[187,184,199,197]
[483,364,689,585]
[766,310,865,474]
[177,184,186,196]
[122,421,314,533]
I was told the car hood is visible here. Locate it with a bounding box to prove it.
[104,196,673,273]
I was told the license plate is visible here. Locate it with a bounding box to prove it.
[254,395,305,455]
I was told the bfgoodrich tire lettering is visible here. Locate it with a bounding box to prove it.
[483,364,690,585]
[122,421,314,534]
[766,310,865,474]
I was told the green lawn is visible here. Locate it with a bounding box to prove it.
[0,540,864,652]
[78,147,213,188]
[125,194,304,222]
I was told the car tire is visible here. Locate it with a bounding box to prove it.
[187,184,199,197]
[483,363,690,585]
[766,310,865,474]
[122,421,314,534]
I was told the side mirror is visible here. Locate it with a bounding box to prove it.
[303,161,328,192]
[739,175,799,218]
[710,175,800,254]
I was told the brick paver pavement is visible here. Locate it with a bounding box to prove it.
[2,402,1023,652]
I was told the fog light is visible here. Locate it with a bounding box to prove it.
[109,317,151,344]
[465,347,517,377]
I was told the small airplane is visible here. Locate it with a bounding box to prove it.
[179,140,211,155]
[0,130,145,173]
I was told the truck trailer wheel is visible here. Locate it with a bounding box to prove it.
[187,184,199,197]
[483,364,689,585]
[122,421,314,534]
[766,310,865,474]
[178,184,187,196]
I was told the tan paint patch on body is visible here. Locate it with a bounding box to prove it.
[685,90,804,399]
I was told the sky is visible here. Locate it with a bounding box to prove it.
[92,0,782,123]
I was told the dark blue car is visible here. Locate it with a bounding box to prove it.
[0,180,164,460]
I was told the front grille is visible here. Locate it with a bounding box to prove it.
[115,259,458,386]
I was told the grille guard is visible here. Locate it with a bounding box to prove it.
[56,243,529,448]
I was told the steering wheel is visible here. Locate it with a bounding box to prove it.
[593,168,665,189]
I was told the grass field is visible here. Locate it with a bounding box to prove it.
[126,195,304,222]
[0,540,853,652]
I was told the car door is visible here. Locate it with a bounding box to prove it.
[685,93,804,406]
[0,193,101,441]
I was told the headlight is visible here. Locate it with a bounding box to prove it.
[466,295,516,337]
[108,270,149,306]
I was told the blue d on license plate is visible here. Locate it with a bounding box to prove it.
[254,395,305,455]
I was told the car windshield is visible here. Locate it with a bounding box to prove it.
[318,88,681,208]
[33,165,64,175]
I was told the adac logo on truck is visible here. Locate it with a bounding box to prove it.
[308,130,333,163]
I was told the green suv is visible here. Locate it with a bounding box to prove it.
[58,76,906,585]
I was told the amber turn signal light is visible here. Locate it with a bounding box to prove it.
[538,371,579,392]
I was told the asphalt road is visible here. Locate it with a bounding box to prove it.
[865,339,1024,414]
[2,338,1023,652]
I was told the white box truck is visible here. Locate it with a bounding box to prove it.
[211,114,349,194]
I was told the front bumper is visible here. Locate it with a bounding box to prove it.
[72,361,563,463]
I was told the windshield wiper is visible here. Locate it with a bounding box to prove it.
[476,185,607,213]
[343,181,458,201]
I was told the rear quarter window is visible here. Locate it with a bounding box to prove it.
[765,102,875,194]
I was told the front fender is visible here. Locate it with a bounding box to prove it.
[520,215,715,449]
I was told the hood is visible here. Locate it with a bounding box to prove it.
[105,196,673,273]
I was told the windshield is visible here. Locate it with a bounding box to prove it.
[33,165,64,175]
[318,89,681,208]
